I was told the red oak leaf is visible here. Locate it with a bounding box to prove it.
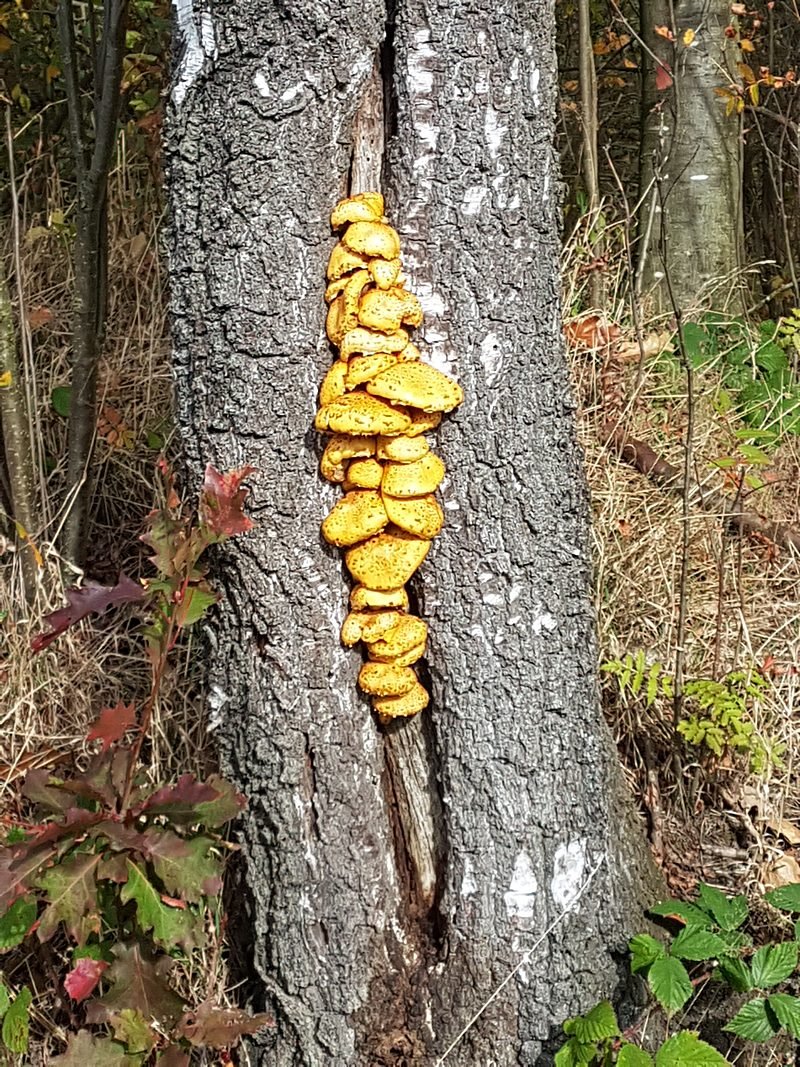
[86,702,138,752]
[655,61,674,90]
[64,957,108,1002]
[31,574,146,652]
[199,465,256,538]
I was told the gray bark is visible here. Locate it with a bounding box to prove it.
[637,0,743,313]
[166,0,662,1063]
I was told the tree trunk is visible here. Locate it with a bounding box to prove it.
[637,0,743,313]
[166,1,661,1063]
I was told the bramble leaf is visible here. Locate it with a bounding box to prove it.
[670,926,728,961]
[32,575,146,652]
[723,997,779,1042]
[767,992,800,1038]
[648,900,713,928]
[0,981,9,1018]
[2,986,32,1054]
[618,1045,654,1067]
[86,703,138,752]
[697,884,738,928]
[716,956,752,992]
[0,894,37,950]
[569,1000,619,1043]
[648,957,693,1014]
[199,464,256,539]
[751,941,798,988]
[629,933,667,972]
[554,1037,595,1066]
[64,956,109,1001]
[765,884,800,912]
[655,1031,729,1064]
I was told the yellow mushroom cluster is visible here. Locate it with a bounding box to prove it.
[316,192,463,722]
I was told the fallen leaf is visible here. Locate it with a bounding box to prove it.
[27,306,54,329]
[86,703,138,753]
[766,819,800,847]
[683,28,696,46]
[656,61,674,90]
[178,1001,274,1049]
[618,519,633,537]
[763,854,800,889]
[64,957,108,1002]
[654,25,675,41]
[97,406,134,450]
[740,37,755,51]
[564,315,620,349]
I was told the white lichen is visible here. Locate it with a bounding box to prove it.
[504,849,538,920]
[551,839,587,909]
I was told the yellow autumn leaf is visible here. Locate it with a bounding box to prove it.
[0,371,12,388]
[740,38,755,52]
[46,64,60,83]
[0,33,12,53]
[683,28,696,46]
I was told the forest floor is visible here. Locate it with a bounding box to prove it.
[2,129,800,1061]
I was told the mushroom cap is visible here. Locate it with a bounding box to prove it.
[366,361,463,413]
[319,361,348,407]
[382,493,444,539]
[358,662,418,697]
[345,353,399,389]
[341,609,404,647]
[331,192,384,228]
[365,614,428,658]
[324,276,350,303]
[316,393,412,435]
[344,457,384,490]
[381,453,446,497]
[319,433,375,483]
[321,490,388,547]
[340,326,409,361]
[376,434,430,463]
[345,528,431,589]
[368,640,426,667]
[373,681,430,720]
[341,270,372,333]
[327,242,370,280]
[358,288,423,333]
[326,295,345,345]
[405,409,442,437]
[342,220,401,260]
[350,585,410,611]
[368,257,402,290]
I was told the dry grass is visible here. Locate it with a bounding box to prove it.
[564,211,800,922]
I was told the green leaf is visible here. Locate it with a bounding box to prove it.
[35,852,102,944]
[109,1008,156,1054]
[50,1029,142,1066]
[697,884,736,928]
[648,957,693,1014]
[0,982,9,1020]
[648,900,713,928]
[176,585,218,627]
[2,986,32,1054]
[767,993,800,1038]
[51,385,72,417]
[0,895,37,950]
[765,884,800,912]
[618,1045,654,1067]
[120,860,202,950]
[715,929,751,955]
[755,342,788,379]
[571,1000,619,1043]
[554,1037,596,1067]
[719,894,748,931]
[670,927,728,962]
[751,941,798,989]
[144,830,223,903]
[723,997,779,1042]
[655,1031,729,1065]
[629,933,667,973]
[716,956,752,992]
[738,444,771,465]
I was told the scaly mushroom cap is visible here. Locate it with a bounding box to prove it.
[339,326,409,361]
[327,242,370,281]
[373,681,430,721]
[368,257,402,290]
[326,295,345,345]
[358,662,418,697]
[376,434,430,463]
[382,493,444,539]
[341,270,372,333]
[319,362,348,407]
[358,288,424,333]
[331,192,385,228]
[367,361,463,413]
[405,409,442,437]
[350,585,410,611]
[345,528,431,589]
[319,434,375,483]
[368,641,426,667]
[397,342,422,362]
[344,457,384,490]
[345,353,398,389]
[321,490,388,547]
[365,614,428,658]
[342,220,401,260]
[316,393,412,436]
[341,609,404,647]
[324,276,349,303]
[381,453,446,497]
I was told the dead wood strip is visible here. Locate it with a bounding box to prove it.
[605,426,800,553]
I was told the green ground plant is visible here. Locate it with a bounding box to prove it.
[556,882,800,1065]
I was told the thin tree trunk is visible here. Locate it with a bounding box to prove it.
[638,0,743,313]
[167,1,662,1063]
